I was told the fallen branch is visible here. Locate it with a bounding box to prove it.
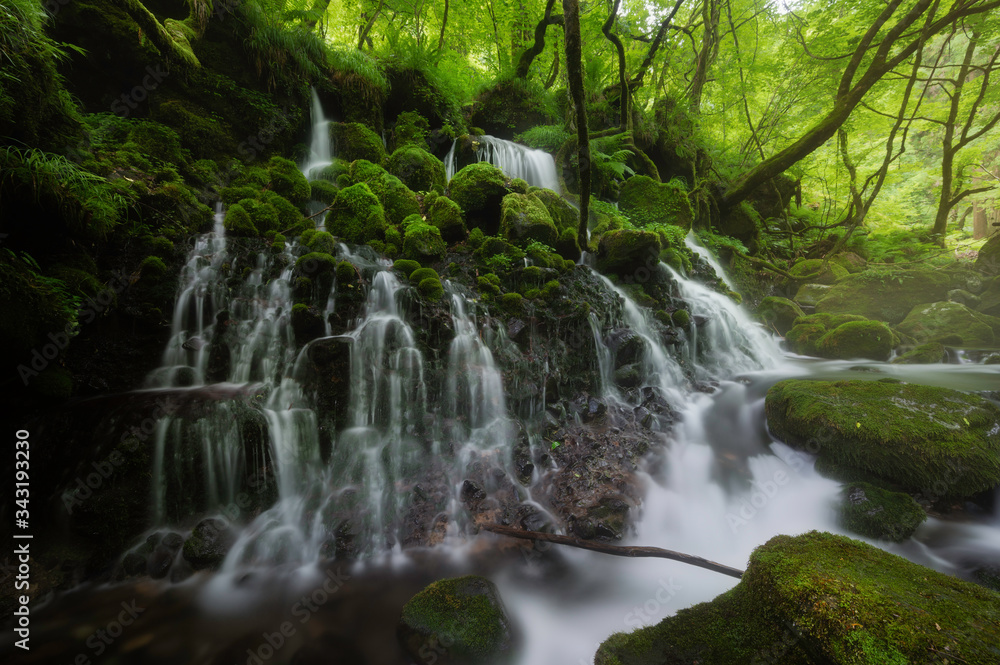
[481,524,744,579]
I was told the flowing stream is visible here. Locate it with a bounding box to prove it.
[445,135,561,192]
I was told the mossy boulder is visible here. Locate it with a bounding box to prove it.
[310,180,339,205]
[816,320,894,361]
[265,156,310,205]
[238,199,279,235]
[223,203,257,237]
[597,531,1000,665]
[830,251,867,274]
[499,193,558,248]
[330,122,386,164]
[975,233,1000,274]
[896,301,1000,347]
[398,575,516,665]
[182,518,235,571]
[891,342,946,364]
[417,277,445,301]
[618,176,693,231]
[788,258,849,284]
[765,379,1000,498]
[427,196,467,242]
[448,163,514,234]
[815,268,955,324]
[977,276,1000,317]
[402,216,447,263]
[792,282,832,308]
[839,482,926,542]
[393,259,422,277]
[386,146,446,192]
[595,229,661,277]
[390,111,430,151]
[528,187,578,234]
[757,296,804,335]
[785,323,827,356]
[326,183,386,244]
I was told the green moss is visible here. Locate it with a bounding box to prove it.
[300,228,319,246]
[618,175,693,231]
[152,100,235,161]
[139,256,168,277]
[528,187,578,234]
[223,203,258,237]
[598,531,1000,665]
[326,182,386,244]
[409,267,439,283]
[290,303,324,343]
[789,258,849,284]
[417,277,445,300]
[393,259,421,276]
[766,379,1000,497]
[896,301,1000,347]
[402,218,447,262]
[143,236,174,258]
[336,261,358,284]
[386,146,446,192]
[238,198,279,235]
[468,227,486,249]
[295,252,337,274]
[891,342,946,364]
[815,268,956,324]
[125,122,188,167]
[427,196,467,242]
[839,482,926,542]
[671,309,690,328]
[478,273,501,295]
[816,320,895,361]
[266,156,310,205]
[595,229,661,276]
[554,227,582,262]
[391,111,430,151]
[310,180,339,205]
[260,191,304,230]
[220,185,260,206]
[500,292,523,313]
[448,162,513,232]
[499,193,558,248]
[757,297,804,335]
[331,122,386,164]
[306,231,337,255]
[399,575,513,664]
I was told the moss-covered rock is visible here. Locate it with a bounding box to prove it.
[326,183,386,244]
[595,229,661,277]
[975,233,1000,274]
[390,110,430,151]
[427,196,467,242]
[815,268,955,324]
[469,78,557,139]
[291,303,324,345]
[792,282,832,308]
[265,156,310,204]
[386,146,446,192]
[398,575,515,665]
[448,162,513,234]
[891,342,946,364]
[223,203,257,237]
[816,320,894,361]
[417,277,445,301]
[618,176,693,231]
[839,481,926,542]
[528,187,578,234]
[758,296,804,335]
[393,259,422,277]
[310,180,339,205]
[499,193,558,248]
[785,323,826,356]
[789,258,849,284]
[238,198,279,235]
[182,518,234,571]
[830,251,867,274]
[330,122,386,164]
[402,216,447,263]
[766,379,1000,497]
[896,301,1000,347]
[597,531,1000,665]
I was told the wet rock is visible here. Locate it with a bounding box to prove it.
[398,575,516,665]
[756,296,804,335]
[182,518,235,570]
[792,282,831,308]
[896,300,1000,347]
[606,328,643,368]
[890,342,946,364]
[308,336,353,430]
[948,288,981,308]
[838,482,926,541]
[613,363,642,389]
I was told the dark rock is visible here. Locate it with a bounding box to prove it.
[182,518,235,570]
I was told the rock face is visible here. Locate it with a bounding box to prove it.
[838,482,926,542]
[757,296,804,335]
[596,531,1000,665]
[595,229,661,277]
[814,268,954,323]
[398,575,516,665]
[896,301,1000,347]
[499,192,558,247]
[765,379,1000,498]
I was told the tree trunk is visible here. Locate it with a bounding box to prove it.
[514,0,562,78]
[563,0,591,250]
[690,0,720,113]
[437,0,449,52]
[601,0,629,131]
[629,0,685,90]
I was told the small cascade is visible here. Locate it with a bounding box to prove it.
[665,262,783,377]
[588,312,616,398]
[685,232,736,290]
[445,135,560,192]
[445,282,509,446]
[300,88,333,181]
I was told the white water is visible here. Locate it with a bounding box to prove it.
[444,135,561,193]
[300,88,333,181]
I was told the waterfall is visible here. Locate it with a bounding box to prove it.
[685,232,736,290]
[301,87,332,181]
[445,135,561,192]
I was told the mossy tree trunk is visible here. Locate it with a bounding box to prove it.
[601,0,629,131]
[563,0,590,250]
[628,0,685,92]
[514,0,563,79]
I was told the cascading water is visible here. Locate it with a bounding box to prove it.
[300,88,332,181]
[444,135,561,192]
